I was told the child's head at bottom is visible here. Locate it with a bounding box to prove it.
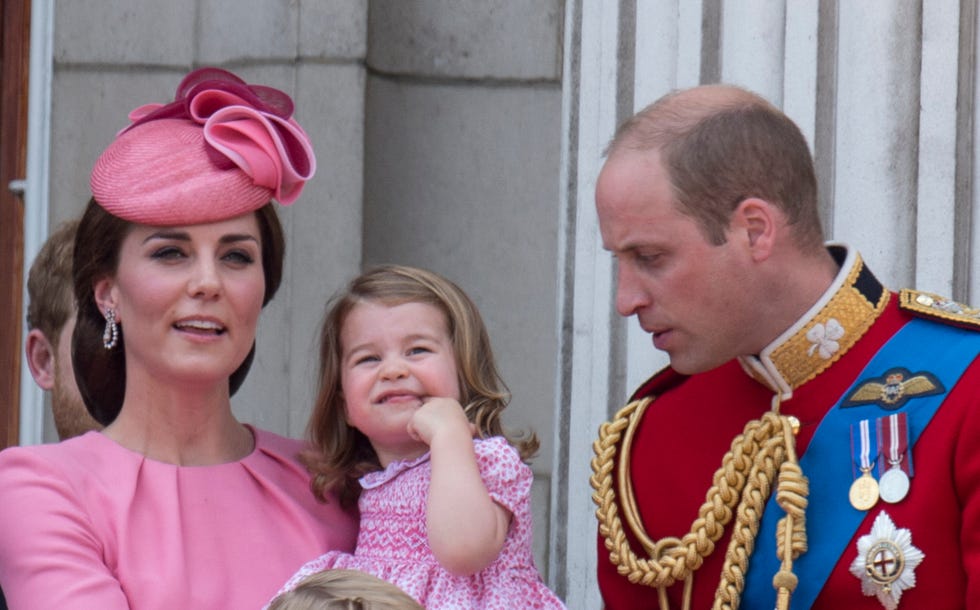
[305,265,538,504]
[267,569,423,610]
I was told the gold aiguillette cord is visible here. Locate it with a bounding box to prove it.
[591,395,809,610]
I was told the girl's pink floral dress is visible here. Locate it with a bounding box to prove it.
[276,436,565,609]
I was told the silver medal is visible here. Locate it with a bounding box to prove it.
[878,467,910,504]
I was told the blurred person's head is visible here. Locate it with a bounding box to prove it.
[267,569,424,610]
[25,219,102,439]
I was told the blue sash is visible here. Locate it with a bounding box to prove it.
[742,318,980,609]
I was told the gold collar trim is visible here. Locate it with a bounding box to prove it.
[739,245,890,398]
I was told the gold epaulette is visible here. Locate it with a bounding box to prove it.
[899,289,980,330]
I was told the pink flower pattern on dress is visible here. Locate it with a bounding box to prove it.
[276,437,565,609]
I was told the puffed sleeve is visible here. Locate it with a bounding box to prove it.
[474,437,533,517]
[0,446,129,609]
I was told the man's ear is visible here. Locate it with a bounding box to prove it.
[733,197,777,261]
[25,329,56,390]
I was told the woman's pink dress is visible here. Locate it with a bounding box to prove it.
[0,426,357,610]
[278,436,565,609]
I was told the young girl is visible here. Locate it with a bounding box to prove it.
[277,265,566,609]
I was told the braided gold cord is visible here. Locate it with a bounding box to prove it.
[713,413,788,609]
[772,420,809,610]
[591,398,809,610]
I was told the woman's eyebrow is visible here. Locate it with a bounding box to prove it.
[140,231,258,245]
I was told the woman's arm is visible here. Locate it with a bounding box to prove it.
[0,448,130,610]
[409,398,510,576]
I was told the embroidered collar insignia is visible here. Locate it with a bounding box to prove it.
[841,367,945,410]
[739,246,890,396]
[850,511,924,609]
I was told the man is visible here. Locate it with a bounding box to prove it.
[591,84,980,609]
[24,219,102,440]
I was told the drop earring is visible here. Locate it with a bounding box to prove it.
[103,307,119,350]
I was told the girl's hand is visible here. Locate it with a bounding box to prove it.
[407,397,474,446]
[412,397,511,576]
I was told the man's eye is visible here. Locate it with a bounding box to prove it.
[635,252,662,266]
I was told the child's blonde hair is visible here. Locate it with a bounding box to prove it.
[304,265,539,507]
[267,569,423,610]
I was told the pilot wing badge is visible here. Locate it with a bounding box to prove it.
[841,367,944,410]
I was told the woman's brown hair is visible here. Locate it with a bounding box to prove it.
[71,198,285,425]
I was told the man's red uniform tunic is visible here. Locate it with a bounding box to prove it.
[596,247,980,609]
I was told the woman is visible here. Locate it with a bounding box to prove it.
[0,67,357,609]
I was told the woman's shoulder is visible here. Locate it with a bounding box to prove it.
[246,426,322,482]
[246,427,358,537]
[0,433,114,528]
[0,432,109,478]
[250,426,305,452]
[248,426,313,465]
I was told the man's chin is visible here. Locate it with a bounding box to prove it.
[667,353,727,376]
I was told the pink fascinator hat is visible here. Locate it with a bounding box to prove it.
[90,67,315,225]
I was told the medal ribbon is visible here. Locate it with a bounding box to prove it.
[877,412,911,475]
[849,419,878,478]
[743,318,980,609]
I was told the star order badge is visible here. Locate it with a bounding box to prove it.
[849,511,924,609]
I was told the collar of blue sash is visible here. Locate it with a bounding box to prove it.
[742,318,980,609]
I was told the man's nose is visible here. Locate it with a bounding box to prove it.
[615,261,650,317]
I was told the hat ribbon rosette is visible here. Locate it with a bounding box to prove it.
[122,67,315,205]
